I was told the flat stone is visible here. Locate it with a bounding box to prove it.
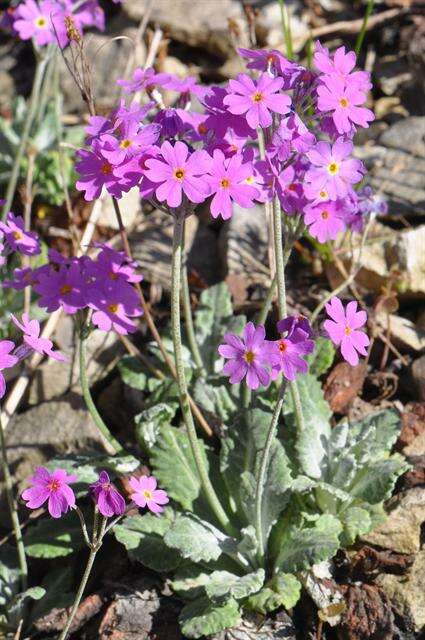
[362,488,425,554]
[98,187,141,230]
[410,354,425,402]
[379,116,425,157]
[375,313,425,352]
[376,551,425,632]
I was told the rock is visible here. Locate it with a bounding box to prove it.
[337,583,395,640]
[379,116,425,157]
[121,0,249,58]
[4,394,114,490]
[326,222,425,298]
[59,15,147,112]
[256,1,308,51]
[219,203,270,287]
[375,312,425,352]
[213,611,296,639]
[397,403,425,452]
[98,187,142,230]
[376,550,425,632]
[411,355,425,401]
[373,54,412,98]
[324,362,367,414]
[362,488,425,554]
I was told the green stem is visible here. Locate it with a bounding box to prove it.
[171,216,233,534]
[278,0,294,60]
[254,380,287,560]
[355,0,375,55]
[79,332,124,454]
[181,261,205,374]
[58,517,107,640]
[0,415,27,591]
[1,53,49,220]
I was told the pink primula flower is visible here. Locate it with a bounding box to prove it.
[305,138,364,200]
[13,0,59,46]
[324,297,370,366]
[317,77,374,134]
[218,322,272,390]
[224,73,291,130]
[21,467,76,518]
[304,200,346,243]
[129,475,169,514]
[90,470,126,518]
[0,212,40,256]
[11,313,68,362]
[0,340,18,399]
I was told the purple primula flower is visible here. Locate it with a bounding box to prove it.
[11,313,68,362]
[154,108,186,137]
[304,200,346,243]
[75,139,130,201]
[117,67,166,94]
[277,164,306,215]
[305,138,364,200]
[35,264,86,314]
[13,0,59,46]
[268,316,315,381]
[270,113,315,161]
[224,73,291,130]
[21,467,76,518]
[90,470,126,517]
[205,149,259,220]
[144,140,210,209]
[218,322,272,390]
[88,282,142,335]
[129,475,169,514]
[324,297,370,366]
[317,76,374,134]
[2,266,42,290]
[314,42,371,92]
[0,340,18,399]
[0,212,40,256]
[101,121,161,166]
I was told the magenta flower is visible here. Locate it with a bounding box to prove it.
[144,141,210,209]
[117,67,166,94]
[90,471,126,517]
[129,475,169,514]
[88,281,142,335]
[0,212,40,256]
[224,73,291,130]
[218,322,272,390]
[21,467,76,518]
[324,297,370,366]
[0,340,18,399]
[11,313,68,362]
[13,0,59,46]
[3,266,44,290]
[75,140,130,201]
[268,317,315,381]
[305,138,364,200]
[314,42,371,92]
[205,149,259,220]
[317,77,374,134]
[101,121,160,166]
[35,264,86,314]
[304,200,346,243]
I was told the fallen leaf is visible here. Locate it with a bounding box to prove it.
[324,362,367,413]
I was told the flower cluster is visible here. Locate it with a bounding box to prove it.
[4,244,143,335]
[2,0,105,48]
[219,298,369,390]
[22,466,169,519]
[74,42,379,243]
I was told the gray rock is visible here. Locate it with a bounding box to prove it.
[411,354,425,402]
[377,550,425,632]
[379,116,425,157]
[214,612,296,639]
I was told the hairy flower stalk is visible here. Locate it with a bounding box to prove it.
[79,330,124,454]
[171,214,233,534]
[182,261,205,374]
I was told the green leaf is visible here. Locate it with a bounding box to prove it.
[247,573,301,613]
[7,587,46,628]
[24,511,85,558]
[171,565,210,600]
[0,546,20,608]
[164,514,233,564]
[118,355,148,390]
[135,403,177,452]
[180,596,240,639]
[205,569,265,602]
[284,374,331,479]
[114,509,180,572]
[192,377,238,424]
[275,513,342,573]
[349,455,409,504]
[307,337,335,377]
[29,567,74,623]
[339,506,372,545]
[194,283,246,374]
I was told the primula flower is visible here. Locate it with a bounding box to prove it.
[218,322,272,390]
[324,297,370,366]
[88,281,142,335]
[205,149,259,220]
[35,264,86,314]
[90,470,126,517]
[101,121,161,166]
[304,200,346,243]
[129,475,169,514]
[2,266,41,290]
[117,67,166,93]
[13,0,59,46]
[0,212,40,256]
[305,138,364,200]
[317,77,374,134]
[0,340,18,399]
[268,317,315,381]
[144,140,210,209]
[314,42,371,92]
[224,73,291,129]
[22,467,76,518]
[75,140,130,201]
[11,313,68,362]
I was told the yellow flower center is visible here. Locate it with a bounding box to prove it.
[244,350,255,364]
[13,230,23,240]
[35,16,47,28]
[245,176,254,185]
[174,168,185,180]
[327,162,339,175]
[101,162,112,175]
[60,284,72,295]
[252,92,264,103]
[108,303,119,313]
[339,97,349,108]
[321,210,329,220]
[48,479,60,491]
[278,340,287,353]
[319,189,328,199]
[143,489,153,499]
[119,139,132,149]
[344,326,352,336]
[220,177,231,188]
